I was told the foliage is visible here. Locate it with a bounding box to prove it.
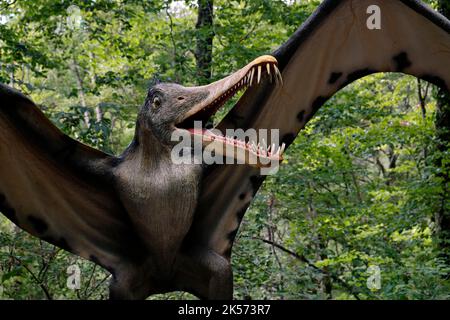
[234,73,450,299]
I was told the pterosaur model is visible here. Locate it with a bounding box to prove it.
[0,0,449,299]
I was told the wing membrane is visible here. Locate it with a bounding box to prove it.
[0,84,144,272]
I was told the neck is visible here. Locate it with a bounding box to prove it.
[121,120,172,167]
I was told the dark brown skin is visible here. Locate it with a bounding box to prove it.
[115,84,205,271]
[110,83,233,299]
[105,58,282,298]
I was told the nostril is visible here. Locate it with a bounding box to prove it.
[178,97,185,100]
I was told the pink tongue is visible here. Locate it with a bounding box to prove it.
[188,128,207,135]
[188,128,220,137]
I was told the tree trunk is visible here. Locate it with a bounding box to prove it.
[70,59,90,128]
[195,0,214,84]
[9,64,14,87]
[434,0,450,273]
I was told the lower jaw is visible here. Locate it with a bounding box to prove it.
[183,128,282,168]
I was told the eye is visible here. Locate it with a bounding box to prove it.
[152,96,161,108]
[177,96,185,101]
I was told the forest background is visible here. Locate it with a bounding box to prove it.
[0,0,450,300]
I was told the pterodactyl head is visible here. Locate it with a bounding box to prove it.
[138,55,285,167]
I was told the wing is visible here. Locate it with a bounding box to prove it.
[188,0,450,258]
[0,84,144,273]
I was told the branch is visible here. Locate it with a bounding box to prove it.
[84,274,110,299]
[12,256,52,300]
[249,236,362,300]
[417,78,428,119]
[83,264,97,298]
[1,0,17,10]
[165,4,181,82]
[375,156,386,178]
[266,194,284,296]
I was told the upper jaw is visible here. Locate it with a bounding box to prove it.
[174,55,285,167]
[181,55,280,121]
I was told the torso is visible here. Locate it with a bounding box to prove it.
[113,149,202,275]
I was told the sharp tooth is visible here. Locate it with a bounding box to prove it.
[257,65,262,84]
[275,145,280,155]
[280,143,286,154]
[275,66,283,86]
[273,71,279,85]
[266,63,271,76]
[249,68,255,86]
[272,66,278,84]
[271,65,278,85]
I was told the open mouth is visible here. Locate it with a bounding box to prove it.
[175,55,285,168]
